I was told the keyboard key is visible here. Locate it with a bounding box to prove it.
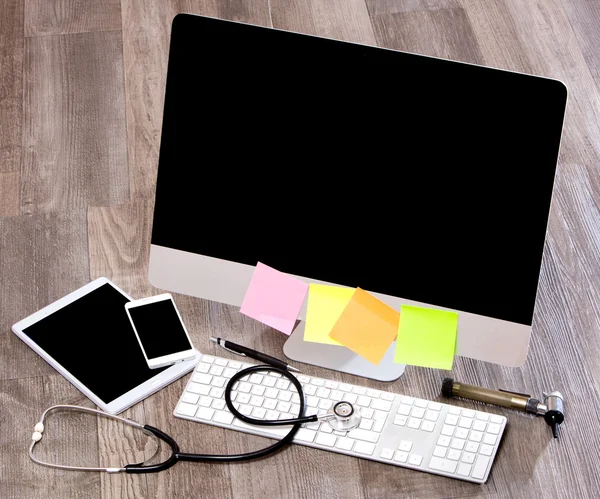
[335,437,355,451]
[457,463,472,477]
[196,407,215,421]
[303,384,316,395]
[330,390,344,401]
[278,391,292,402]
[223,368,236,378]
[373,419,385,433]
[451,438,465,450]
[455,428,469,439]
[399,440,413,451]
[462,452,476,464]
[277,401,291,412]
[357,396,371,407]
[441,425,455,436]
[437,436,451,447]
[408,454,423,466]
[473,420,487,432]
[353,386,367,395]
[458,417,473,429]
[425,410,439,422]
[212,377,226,388]
[372,400,392,412]
[202,355,215,364]
[394,451,408,463]
[462,409,476,418]
[196,363,211,373]
[380,448,394,460]
[266,410,280,420]
[263,399,277,410]
[480,444,494,456]
[429,456,457,473]
[490,415,504,424]
[344,394,358,405]
[193,373,213,385]
[198,396,212,408]
[250,396,264,407]
[407,418,421,429]
[398,405,412,416]
[325,380,339,389]
[176,403,197,416]
[210,387,224,398]
[182,392,199,404]
[348,428,379,443]
[215,358,228,366]
[252,407,266,419]
[401,396,414,405]
[238,382,252,393]
[236,393,250,404]
[414,399,428,408]
[448,407,461,415]
[394,415,407,426]
[315,433,337,447]
[212,399,226,411]
[447,449,461,461]
[428,402,442,411]
[487,423,501,435]
[367,389,380,398]
[433,446,447,458]
[382,392,395,402]
[472,455,490,479]
[361,408,374,419]
[476,412,489,421]
[239,405,253,416]
[311,378,325,386]
[359,419,374,431]
[445,414,458,425]
[421,421,435,432]
[465,441,479,453]
[469,431,483,442]
[265,388,278,399]
[229,361,241,369]
[276,379,290,390]
[411,407,425,418]
[307,396,319,407]
[209,365,224,376]
[261,377,276,388]
[339,384,353,392]
[295,429,316,443]
[249,374,263,384]
[319,399,333,410]
[317,387,331,399]
[213,410,234,425]
[355,442,375,455]
[483,434,497,446]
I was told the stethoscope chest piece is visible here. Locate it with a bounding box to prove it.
[320,401,362,432]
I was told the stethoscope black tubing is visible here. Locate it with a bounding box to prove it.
[125,365,316,472]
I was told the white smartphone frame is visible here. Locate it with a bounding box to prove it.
[125,293,197,369]
[11,277,199,414]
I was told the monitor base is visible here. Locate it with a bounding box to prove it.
[283,322,405,382]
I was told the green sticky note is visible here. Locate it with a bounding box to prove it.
[394,305,458,370]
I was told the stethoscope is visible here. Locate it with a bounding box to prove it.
[30,365,362,473]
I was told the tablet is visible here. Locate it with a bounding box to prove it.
[12,277,199,414]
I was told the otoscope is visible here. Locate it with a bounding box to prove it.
[442,378,564,438]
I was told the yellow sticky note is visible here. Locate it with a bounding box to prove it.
[329,288,400,365]
[394,305,458,370]
[304,284,354,345]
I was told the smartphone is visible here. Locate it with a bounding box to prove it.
[125,293,197,369]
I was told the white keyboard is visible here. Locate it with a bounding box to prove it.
[174,353,506,483]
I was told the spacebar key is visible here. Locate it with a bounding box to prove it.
[428,456,458,474]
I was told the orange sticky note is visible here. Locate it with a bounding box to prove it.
[328,288,400,365]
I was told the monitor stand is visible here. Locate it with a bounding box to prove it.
[283,322,405,382]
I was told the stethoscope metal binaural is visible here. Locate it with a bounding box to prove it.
[30,365,362,473]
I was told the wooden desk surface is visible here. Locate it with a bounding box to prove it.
[2,1,600,497]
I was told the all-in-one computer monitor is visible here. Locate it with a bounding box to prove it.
[149,14,567,379]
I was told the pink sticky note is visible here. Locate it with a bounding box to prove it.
[240,262,309,335]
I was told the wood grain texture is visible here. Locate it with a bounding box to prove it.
[120,0,272,200]
[0,171,20,216]
[0,0,23,173]
[270,0,377,44]
[0,210,89,381]
[0,375,100,499]
[21,31,129,215]
[2,0,600,497]
[24,0,122,37]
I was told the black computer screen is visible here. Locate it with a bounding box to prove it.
[151,14,567,326]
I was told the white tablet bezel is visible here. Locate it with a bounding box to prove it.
[11,277,199,414]
[125,293,198,369]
